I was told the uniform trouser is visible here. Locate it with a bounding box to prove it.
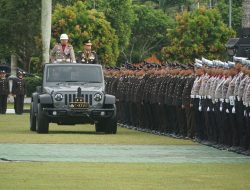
[144,102,152,129]
[164,105,172,133]
[245,107,250,150]
[129,102,135,126]
[151,103,161,131]
[0,95,8,114]
[193,98,203,139]
[201,99,209,140]
[158,103,167,133]
[214,102,223,144]
[186,107,195,138]
[176,106,187,136]
[139,103,146,129]
[206,99,216,142]
[164,105,177,134]
[227,104,238,147]
[235,101,247,148]
[116,101,121,122]
[223,103,234,146]
[124,101,130,125]
[170,105,178,134]
[14,95,24,114]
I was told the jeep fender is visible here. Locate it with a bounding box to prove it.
[31,92,39,113]
[104,94,116,105]
[39,94,53,104]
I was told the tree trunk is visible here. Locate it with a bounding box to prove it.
[41,0,52,64]
[242,0,250,28]
[11,54,17,77]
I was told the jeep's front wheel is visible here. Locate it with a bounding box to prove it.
[97,117,117,134]
[95,123,105,133]
[36,104,49,134]
[30,104,36,131]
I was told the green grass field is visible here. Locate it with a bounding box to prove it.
[0,114,250,190]
[0,163,250,190]
[0,114,195,145]
[7,103,30,109]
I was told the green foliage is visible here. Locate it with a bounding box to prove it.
[0,0,41,70]
[52,1,119,65]
[25,76,42,97]
[98,0,135,49]
[122,4,174,63]
[162,7,236,64]
[215,0,242,35]
[30,57,43,74]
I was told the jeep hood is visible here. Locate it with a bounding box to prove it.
[44,85,104,94]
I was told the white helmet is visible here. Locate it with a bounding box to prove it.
[60,33,69,40]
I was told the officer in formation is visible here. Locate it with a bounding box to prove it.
[105,57,250,153]
[50,33,76,63]
[77,40,99,64]
[0,70,9,114]
[12,71,27,114]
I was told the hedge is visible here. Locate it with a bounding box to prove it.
[25,76,42,97]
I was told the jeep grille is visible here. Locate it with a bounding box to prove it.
[64,93,93,106]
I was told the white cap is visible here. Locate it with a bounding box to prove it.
[60,34,69,40]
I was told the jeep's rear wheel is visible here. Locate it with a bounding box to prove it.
[30,104,36,131]
[36,104,49,134]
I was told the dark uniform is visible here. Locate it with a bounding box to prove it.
[12,72,26,114]
[0,71,9,114]
[77,51,99,64]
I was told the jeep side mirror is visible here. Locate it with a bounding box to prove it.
[36,86,42,93]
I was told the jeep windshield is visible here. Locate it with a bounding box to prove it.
[46,64,103,83]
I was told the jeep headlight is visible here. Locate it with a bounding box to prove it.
[94,93,103,102]
[54,93,63,101]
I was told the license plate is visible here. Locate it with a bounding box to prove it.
[69,97,89,109]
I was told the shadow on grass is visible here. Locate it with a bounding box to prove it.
[48,130,109,135]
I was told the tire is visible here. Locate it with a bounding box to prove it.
[30,104,36,131]
[95,117,117,134]
[104,116,117,134]
[36,104,49,134]
[95,122,105,133]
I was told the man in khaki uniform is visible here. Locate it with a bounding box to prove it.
[50,34,76,63]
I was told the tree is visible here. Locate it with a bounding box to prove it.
[41,0,52,64]
[162,7,235,63]
[122,4,174,63]
[52,1,119,65]
[98,0,135,50]
[215,0,242,34]
[242,0,250,28]
[0,0,41,71]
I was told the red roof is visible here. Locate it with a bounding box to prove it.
[144,54,161,64]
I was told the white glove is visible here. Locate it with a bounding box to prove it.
[199,106,202,112]
[232,107,235,114]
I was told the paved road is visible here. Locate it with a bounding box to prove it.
[0,144,249,163]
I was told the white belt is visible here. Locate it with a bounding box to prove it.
[229,96,235,106]
[237,96,241,101]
